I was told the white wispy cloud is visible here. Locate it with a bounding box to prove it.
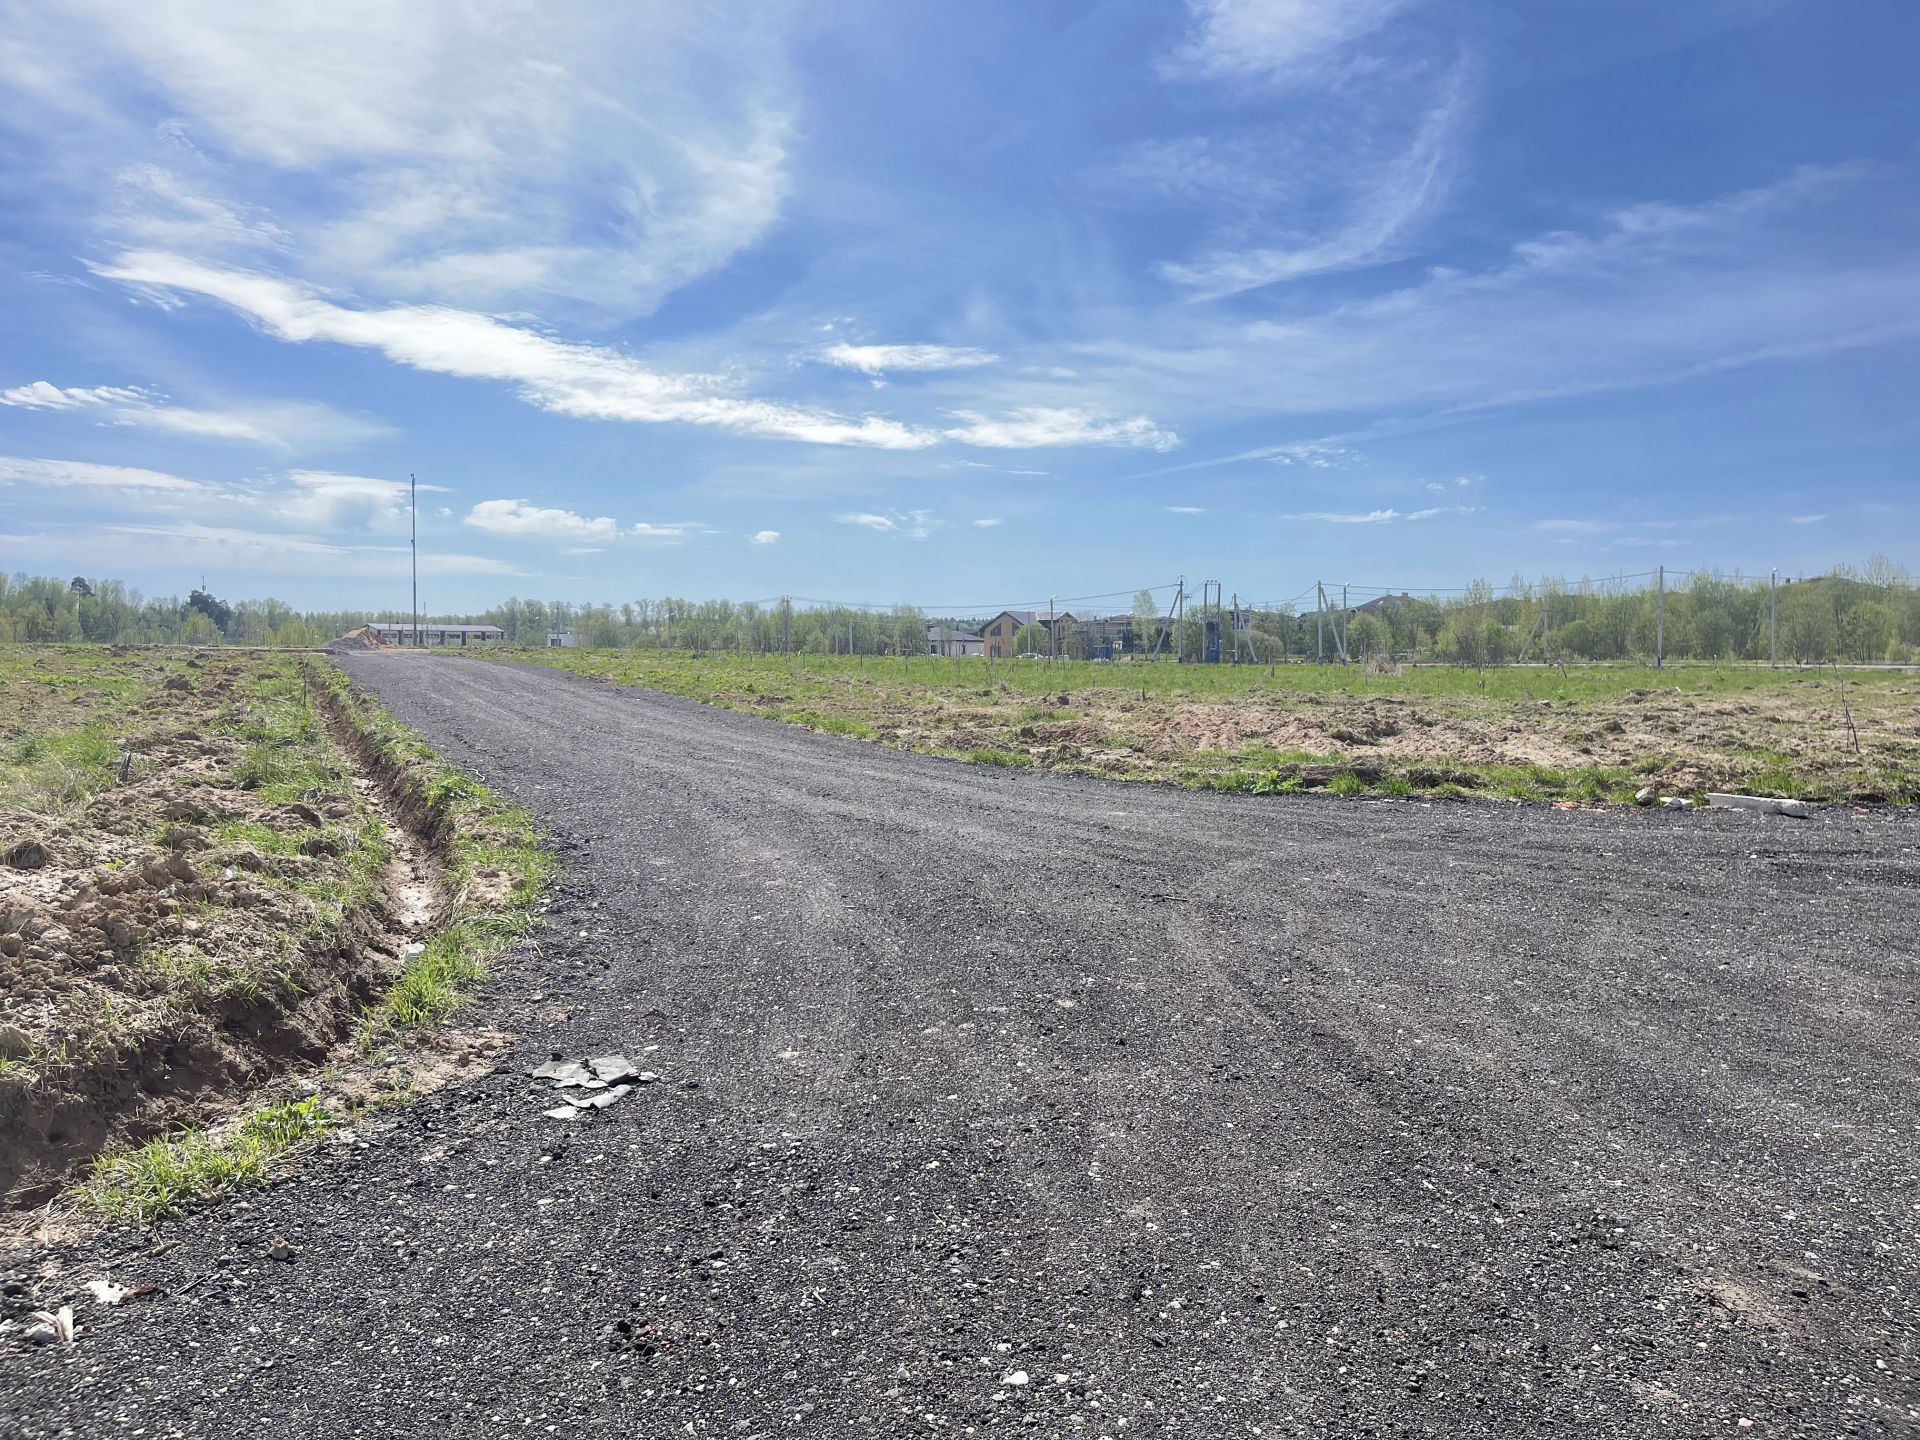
[280,471,447,532]
[1280,508,1400,524]
[95,253,939,449]
[18,3,797,321]
[815,343,1000,376]
[1142,1,1465,298]
[1162,0,1413,84]
[748,528,780,544]
[1155,73,1467,297]
[836,509,938,540]
[0,454,210,494]
[0,377,390,449]
[466,499,620,542]
[971,517,1003,527]
[1789,513,1825,525]
[1266,442,1361,469]
[1166,505,1205,514]
[943,406,1179,451]
[105,521,520,575]
[1,382,148,409]
[1119,162,1920,456]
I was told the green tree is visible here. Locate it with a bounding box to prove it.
[1348,612,1391,660]
[1131,589,1160,656]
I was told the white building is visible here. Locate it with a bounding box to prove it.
[925,622,985,657]
[367,622,504,648]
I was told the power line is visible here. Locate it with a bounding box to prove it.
[777,582,1180,615]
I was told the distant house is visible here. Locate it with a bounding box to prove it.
[547,629,579,648]
[1353,592,1416,617]
[367,622,504,648]
[981,609,1075,658]
[925,621,984,657]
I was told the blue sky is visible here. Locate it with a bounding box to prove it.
[0,0,1915,613]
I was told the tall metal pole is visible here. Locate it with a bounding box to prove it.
[1316,582,1324,664]
[1769,569,1777,667]
[1655,565,1665,669]
[1340,582,1349,666]
[410,472,419,649]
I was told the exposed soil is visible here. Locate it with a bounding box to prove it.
[858,676,1919,798]
[499,651,1920,802]
[323,625,396,653]
[0,655,441,1206]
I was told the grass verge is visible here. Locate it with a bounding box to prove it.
[79,1097,331,1224]
[62,660,551,1224]
[309,661,552,1038]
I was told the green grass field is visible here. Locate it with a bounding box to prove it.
[462,648,1920,805]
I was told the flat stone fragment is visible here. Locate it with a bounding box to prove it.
[589,1054,639,1082]
[578,1085,634,1110]
[530,1058,577,1080]
[536,1061,594,1087]
[542,1105,583,1121]
[1707,792,1811,818]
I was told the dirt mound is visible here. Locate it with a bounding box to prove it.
[326,625,395,652]
[0,655,432,1205]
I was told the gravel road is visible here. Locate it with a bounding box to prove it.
[5,654,1917,1437]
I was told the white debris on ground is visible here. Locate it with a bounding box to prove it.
[530,1053,658,1119]
[1707,792,1811,817]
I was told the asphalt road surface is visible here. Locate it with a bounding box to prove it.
[6,654,1917,1437]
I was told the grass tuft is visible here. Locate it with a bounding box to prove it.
[967,747,1034,768]
[80,1096,331,1223]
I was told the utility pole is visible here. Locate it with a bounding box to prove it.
[1316,582,1324,664]
[1049,595,1056,660]
[1655,565,1665,669]
[1542,589,1551,665]
[782,597,791,655]
[1175,581,1185,664]
[1341,582,1350,666]
[409,473,419,649]
[1769,569,1778,667]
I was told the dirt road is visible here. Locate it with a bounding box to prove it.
[7,654,1917,1436]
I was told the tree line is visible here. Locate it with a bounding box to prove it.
[3,558,1916,664]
